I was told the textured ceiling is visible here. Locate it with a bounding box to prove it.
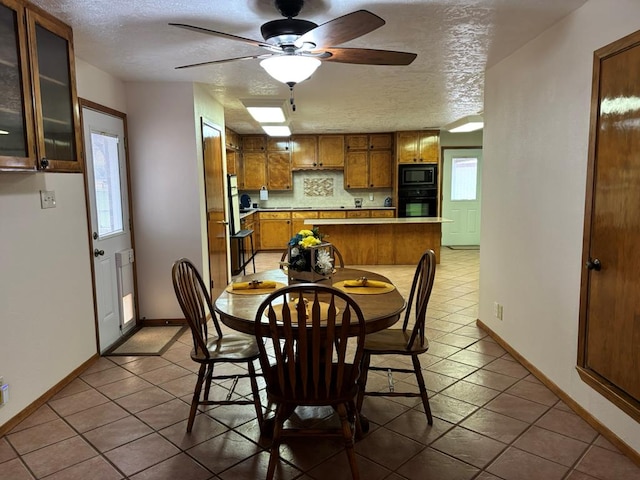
[31,0,587,134]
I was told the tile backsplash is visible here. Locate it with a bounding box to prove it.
[242,170,392,208]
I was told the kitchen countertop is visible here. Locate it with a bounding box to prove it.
[239,206,395,219]
[307,217,452,225]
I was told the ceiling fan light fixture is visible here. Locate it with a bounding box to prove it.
[260,55,321,85]
[443,114,484,133]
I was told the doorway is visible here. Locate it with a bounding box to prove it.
[578,30,640,421]
[441,148,483,246]
[201,120,229,299]
[81,101,137,353]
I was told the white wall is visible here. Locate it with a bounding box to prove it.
[0,59,129,426]
[0,173,96,424]
[481,0,640,453]
[125,82,225,320]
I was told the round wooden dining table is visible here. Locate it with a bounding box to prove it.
[214,267,406,335]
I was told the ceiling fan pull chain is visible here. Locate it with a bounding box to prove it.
[289,83,296,111]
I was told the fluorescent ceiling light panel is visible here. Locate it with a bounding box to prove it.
[0,130,9,135]
[246,106,286,123]
[444,114,484,132]
[241,99,288,123]
[262,125,291,137]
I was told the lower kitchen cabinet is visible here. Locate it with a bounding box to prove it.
[259,211,291,250]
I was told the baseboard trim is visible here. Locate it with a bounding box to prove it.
[476,319,640,467]
[0,354,100,437]
[140,318,186,327]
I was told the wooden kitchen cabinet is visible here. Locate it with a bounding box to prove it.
[396,130,440,163]
[0,0,82,172]
[345,149,392,189]
[291,135,318,169]
[346,210,370,218]
[267,151,292,190]
[225,127,241,150]
[317,135,345,168]
[344,151,368,189]
[240,135,291,190]
[267,138,290,152]
[242,134,266,151]
[346,133,393,151]
[344,133,393,189]
[371,209,395,218]
[242,152,267,190]
[259,211,291,250]
[319,210,347,219]
[225,127,241,182]
[291,210,318,235]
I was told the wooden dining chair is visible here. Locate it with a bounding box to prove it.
[356,249,436,425]
[255,284,367,480]
[171,258,263,432]
[279,245,345,269]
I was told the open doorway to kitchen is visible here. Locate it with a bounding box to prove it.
[441,148,483,247]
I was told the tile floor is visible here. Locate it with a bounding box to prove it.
[2,248,640,479]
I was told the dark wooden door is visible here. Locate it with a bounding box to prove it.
[202,121,228,299]
[579,29,640,419]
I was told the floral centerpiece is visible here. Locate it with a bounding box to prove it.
[286,228,335,282]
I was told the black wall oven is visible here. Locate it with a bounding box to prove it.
[398,164,438,217]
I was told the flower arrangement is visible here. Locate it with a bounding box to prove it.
[287,228,334,279]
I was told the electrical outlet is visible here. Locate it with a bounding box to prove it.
[40,190,56,209]
[369,193,374,201]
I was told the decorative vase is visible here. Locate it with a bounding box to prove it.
[287,242,334,283]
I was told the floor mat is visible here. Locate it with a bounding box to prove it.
[106,325,187,356]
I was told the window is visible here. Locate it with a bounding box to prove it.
[451,157,478,201]
[91,131,123,237]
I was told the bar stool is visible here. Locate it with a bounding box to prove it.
[231,229,256,275]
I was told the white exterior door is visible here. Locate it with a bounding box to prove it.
[83,107,135,352]
[441,148,482,246]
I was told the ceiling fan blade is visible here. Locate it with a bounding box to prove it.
[317,47,417,66]
[175,53,275,70]
[169,23,270,49]
[294,10,385,49]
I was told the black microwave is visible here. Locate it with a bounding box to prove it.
[399,164,438,188]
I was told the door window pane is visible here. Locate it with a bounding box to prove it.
[91,131,123,237]
[451,157,478,200]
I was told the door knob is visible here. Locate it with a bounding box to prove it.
[94,249,105,257]
[586,258,601,271]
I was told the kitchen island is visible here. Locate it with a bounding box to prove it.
[307,217,451,265]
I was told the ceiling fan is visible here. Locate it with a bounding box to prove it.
[170,0,417,107]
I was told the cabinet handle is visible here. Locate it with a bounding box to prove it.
[413,158,417,162]
[40,158,50,169]
[319,162,323,166]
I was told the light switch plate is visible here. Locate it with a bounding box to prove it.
[40,190,56,209]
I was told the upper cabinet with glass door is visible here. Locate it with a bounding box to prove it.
[0,0,82,172]
[0,0,36,170]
